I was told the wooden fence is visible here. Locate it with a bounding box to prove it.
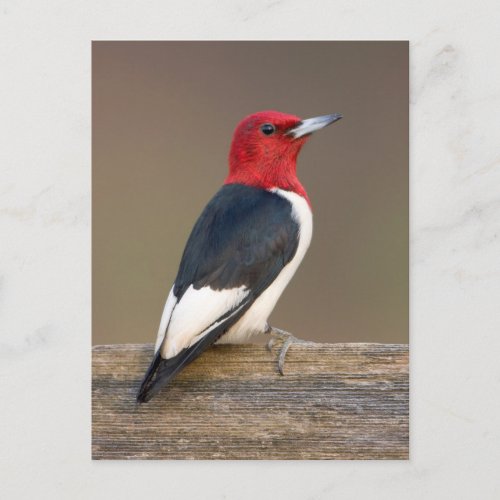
[92,342,408,459]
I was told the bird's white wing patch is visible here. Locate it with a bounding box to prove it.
[159,284,248,359]
[154,287,177,353]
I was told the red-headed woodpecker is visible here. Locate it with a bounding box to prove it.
[137,110,342,403]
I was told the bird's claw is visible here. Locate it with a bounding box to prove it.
[266,327,311,375]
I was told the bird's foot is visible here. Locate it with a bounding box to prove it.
[266,326,312,375]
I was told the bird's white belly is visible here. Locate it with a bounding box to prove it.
[217,189,313,344]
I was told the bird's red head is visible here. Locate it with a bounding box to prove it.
[225,110,342,204]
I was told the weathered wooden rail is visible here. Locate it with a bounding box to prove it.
[92,342,408,460]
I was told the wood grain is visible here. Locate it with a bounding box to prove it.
[92,342,408,460]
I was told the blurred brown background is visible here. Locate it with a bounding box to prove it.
[92,41,408,346]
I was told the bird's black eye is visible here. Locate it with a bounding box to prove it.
[260,123,275,136]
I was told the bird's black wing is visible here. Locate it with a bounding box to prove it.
[137,183,300,402]
[175,184,300,298]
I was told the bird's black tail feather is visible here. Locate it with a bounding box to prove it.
[136,326,226,404]
[136,298,257,403]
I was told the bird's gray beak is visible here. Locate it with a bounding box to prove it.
[287,113,343,139]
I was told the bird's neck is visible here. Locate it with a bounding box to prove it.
[224,156,311,207]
